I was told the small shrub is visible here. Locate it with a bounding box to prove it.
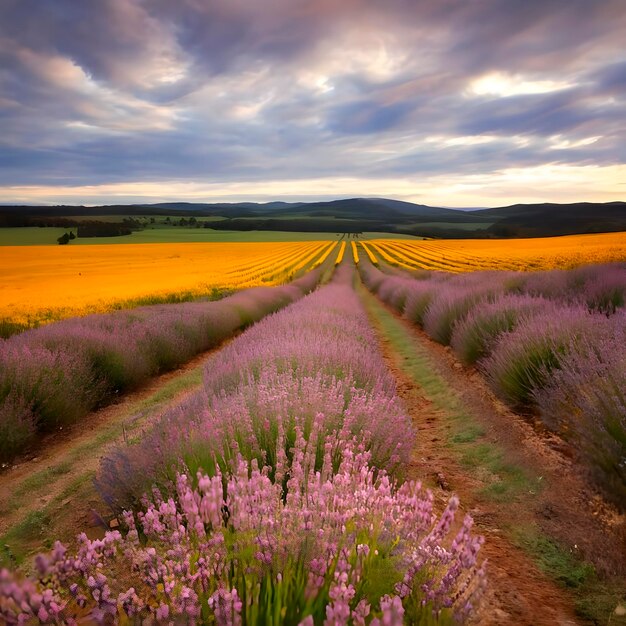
[403,283,436,327]
[451,295,548,364]
[0,344,100,430]
[534,321,626,507]
[423,286,497,346]
[0,395,36,463]
[377,277,410,311]
[481,307,603,408]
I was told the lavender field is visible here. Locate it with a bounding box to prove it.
[1,257,625,624]
[1,264,488,624]
[0,269,322,463]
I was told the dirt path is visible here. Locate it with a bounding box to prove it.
[360,287,625,626]
[0,341,233,563]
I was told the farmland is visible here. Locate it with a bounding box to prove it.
[4,0,626,621]
[0,241,336,329]
[1,235,625,625]
[0,227,420,246]
[365,231,626,272]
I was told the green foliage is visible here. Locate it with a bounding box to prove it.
[512,527,594,589]
[488,341,566,407]
[454,309,520,364]
[0,511,51,566]
[0,319,32,339]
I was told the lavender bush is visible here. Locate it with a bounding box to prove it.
[2,442,485,625]
[534,317,626,506]
[505,263,626,314]
[481,307,610,407]
[403,282,437,327]
[0,269,322,463]
[450,295,550,364]
[422,286,497,346]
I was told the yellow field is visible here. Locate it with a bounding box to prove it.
[359,242,378,265]
[351,241,359,264]
[364,232,626,273]
[335,241,346,265]
[0,241,333,325]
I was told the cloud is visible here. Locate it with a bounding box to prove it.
[0,0,624,204]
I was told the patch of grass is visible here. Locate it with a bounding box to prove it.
[109,286,233,310]
[451,424,485,444]
[7,462,73,509]
[576,586,626,626]
[0,477,97,568]
[55,473,93,502]
[511,526,625,625]
[513,527,594,588]
[14,462,71,494]
[0,511,51,567]
[0,318,32,338]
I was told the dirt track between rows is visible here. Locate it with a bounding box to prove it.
[0,340,232,539]
[362,288,625,626]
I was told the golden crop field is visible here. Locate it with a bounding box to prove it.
[364,231,626,273]
[0,241,334,325]
[351,241,359,264]
[335,241,346,265]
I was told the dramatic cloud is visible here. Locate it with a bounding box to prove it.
[0,0,624,205]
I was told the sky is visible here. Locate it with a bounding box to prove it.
[1,0,625,207]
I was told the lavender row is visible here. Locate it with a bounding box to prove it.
[1,265,485,624]
[97,265,414,512]
[0,268,322,463]
[360,260,626,507]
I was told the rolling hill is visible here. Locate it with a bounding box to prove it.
[1,199,625,238]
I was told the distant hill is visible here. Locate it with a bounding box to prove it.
[1,199,625,238]
[475,202,626,237]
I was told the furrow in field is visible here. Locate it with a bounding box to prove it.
[367,241,415,270]
[380,241,465,272]
[359,241,378,265]
[379,231,626,273]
